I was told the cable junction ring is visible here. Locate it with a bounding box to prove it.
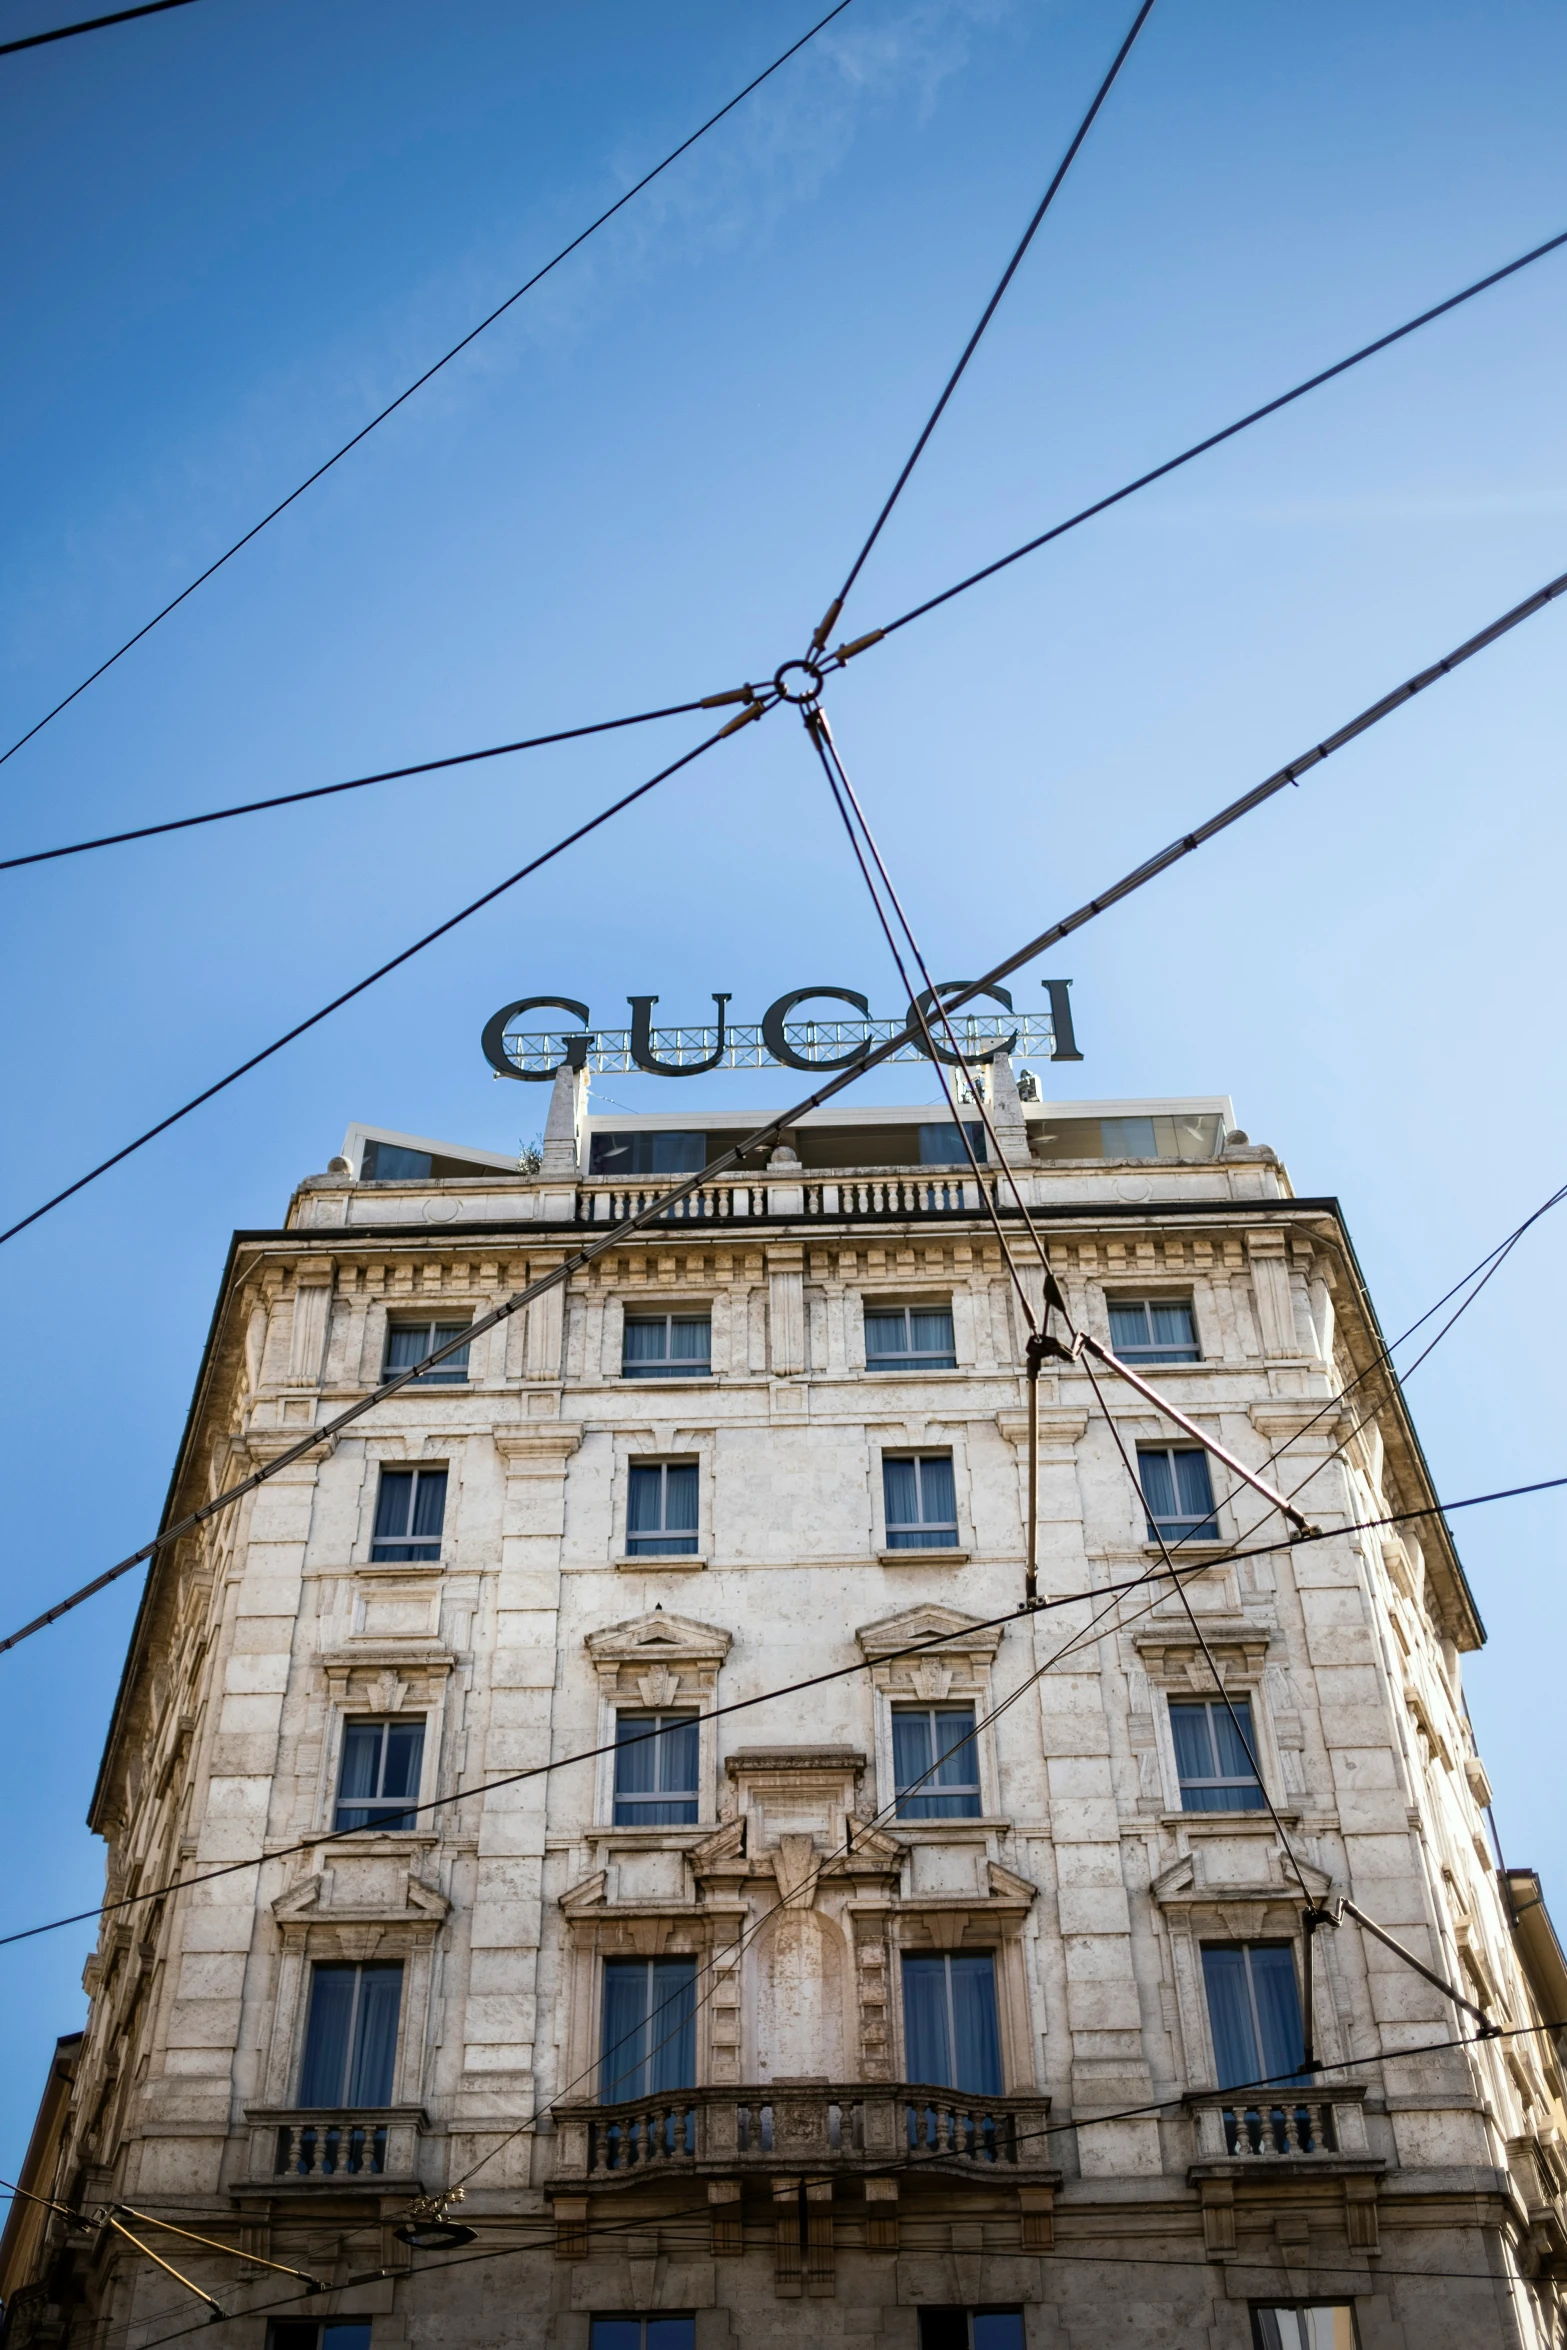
[772,657,825,705]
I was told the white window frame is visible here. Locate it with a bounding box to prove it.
[619,1306,714,1381]
[879,1450,962,1551]
[1105,1293,1201,1365]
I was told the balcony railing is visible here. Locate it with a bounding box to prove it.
[1187,2083,1372,2165]
[578,1173,999,1226]
[240,2106,425,2193]
[553,2081,1054,2188]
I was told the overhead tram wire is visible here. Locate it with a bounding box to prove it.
[1,550,1564,1613]
[8,228,1566,875]
[1,1476,1559,1956]
[793,692,1512,2017]
[856,223,1567,653]
[0,695,718,872]
[810,0,1159,654]
[0,710,752,1253]
[57,2000,1567,2350]
[0,0,199,55]
[8,553,1559,1256]
[0,0,854,770]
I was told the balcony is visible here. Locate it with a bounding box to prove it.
[552,2081,1056,2192]
[238,2105,427,2196]
[1186,2081,1379,2169]
[577,1173,997,1227]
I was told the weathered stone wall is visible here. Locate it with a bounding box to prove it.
[14,1138,1563,2350]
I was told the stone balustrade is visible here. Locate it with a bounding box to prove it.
[552,2081,1054,2189]
[240,2105,426,2193]
[1186,2081,1371,2164]
[577,1173,995,1226]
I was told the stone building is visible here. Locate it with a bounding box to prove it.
[4,1070,1566,2350]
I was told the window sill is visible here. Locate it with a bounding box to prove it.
[618,1372,714,1384]
[1141,1540,1230,1559]
[892,1816,1010,1838]
[316,1829,442,1853]
[877,1547,970,1566]
[614,1554,707,1572]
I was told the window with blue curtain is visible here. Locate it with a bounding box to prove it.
[298,1963,402,2106]
[883,1454,959,1548]
[589,2320,696,2350]
[917,2314,1026,2350]
[1107,1298,1199,1363]
[614,1714,699,1825]
[600,1957,697,2102]
[1136,1447,1218,1542]
[383,1319,470,1384]
[893,1707,981,1819]
[622,1314,711,1379]
[865,1306,956,1372]
[1170,1700,1264,1812]
[370,1467,447,1563]
[1201,1944,1305,2090]
[626,1462,699,1556]
[335,1718,425,1832]
[901,1952,1001,2093]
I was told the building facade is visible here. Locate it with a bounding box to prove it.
[5,1070,1566,2350]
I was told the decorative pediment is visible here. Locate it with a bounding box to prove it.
[1151,1843,1333,1909]
[560,1869,609,1917]
[856,1604,1004,1684]
[692,1817,746,1871]
[899,1858,1037,1948]
[587,1608,732,1704]
[586,1610,732,1667]
[1133,1620,1271,1685]
[271,1864,448,1952]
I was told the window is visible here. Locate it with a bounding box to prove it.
[1137,1446,1218,1542]
[626,1462,699,1556]
[383,1318,471,1385]
[269,2325,374,2350]
[1252,2310,1358,2350]
[883,1454,959,1549]
[1108,1297,1199,1363]
[589,2321,695,2350]
[370,1466,447,1562]
[622,1312,711,1379]
[298,1963,402,2106]
[600,1957,697,2101]
[865,1305,956,1372]
[590,1131,707,1177]
[893,1707,981,1819]
[614,1713,699,1825]
[335,1718,426,1833]
[1202,1944,1305,2090]
[919,1121,986,1166]
[918,2316,1025,2350]
[1171,1699,1263,1812]
[902,1952,1001,2093]
[1101,1115,1157,1157]
[362,1140,431,1180]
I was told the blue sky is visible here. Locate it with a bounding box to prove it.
[2,0,1565,2168]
